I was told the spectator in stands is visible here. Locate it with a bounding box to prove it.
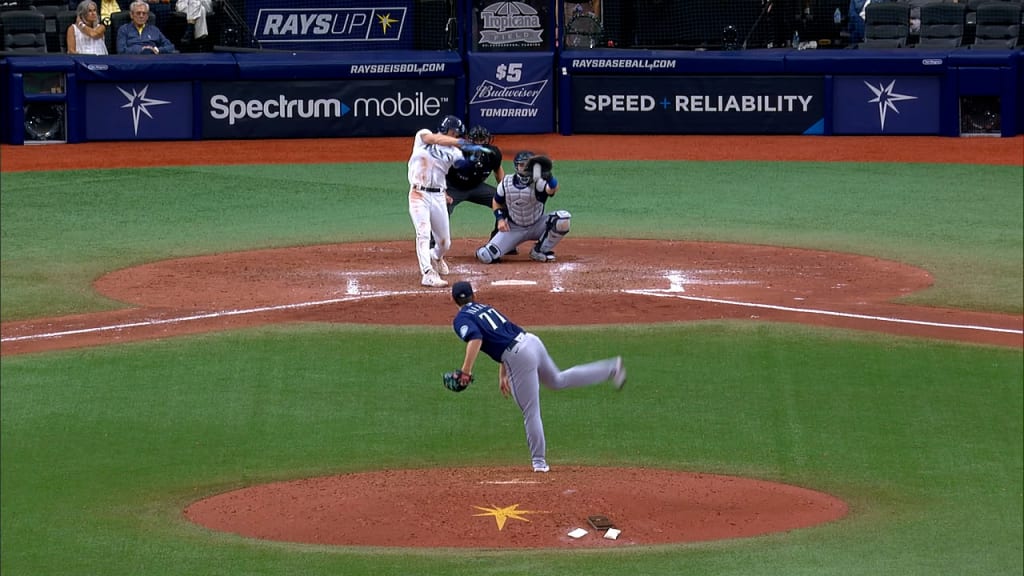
[848,0,871,44]
[176,0,214,42]
[67,0,109,54]
[117,0,176,53]
[98,0,124,25]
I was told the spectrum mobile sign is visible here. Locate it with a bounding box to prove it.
[202,78,456,138]
[250,3,412,50]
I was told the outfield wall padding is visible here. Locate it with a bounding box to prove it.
[2,47,1020,144]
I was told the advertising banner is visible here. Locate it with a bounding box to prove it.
[84,82,193,141]
[468,52,553,133]
[832,76,941,135]
[248,0,414,52]
[471,0,553,51]
[201,78,457,139]
[571,76,824,134]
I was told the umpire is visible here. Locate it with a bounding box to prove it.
[434,125,507,248]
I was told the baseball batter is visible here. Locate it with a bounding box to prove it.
[449,281,626,472]
[476,151,570,263]
[408,115,485,287]
[430,124,506,252]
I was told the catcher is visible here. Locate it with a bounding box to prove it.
[475,151,569,264]
[444,281,626,473]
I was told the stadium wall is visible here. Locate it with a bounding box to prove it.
[1,0,1020,143]
[3,47,1020,144]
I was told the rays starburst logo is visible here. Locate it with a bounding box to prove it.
[472,503,548,530]
[863,79,917,131]
[376,12,397,34]
[117,85,171,136]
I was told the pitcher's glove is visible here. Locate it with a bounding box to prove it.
[443,369,474,393]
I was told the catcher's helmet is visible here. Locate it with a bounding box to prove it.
[514,150,534,177]
[438,115,465,137]
[467,125,493,145]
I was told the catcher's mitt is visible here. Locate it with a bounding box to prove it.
[443,369,474,393]
[528,152,552,172]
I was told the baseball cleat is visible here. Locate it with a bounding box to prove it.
[612,356,627,390]
[533,463,550,473]
[529,248,556,262]
[431,257,450,276]
[421,271,448,287]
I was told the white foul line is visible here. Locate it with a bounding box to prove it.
[4,288,1019,345]
[0,291,421,343]
[625,290,1023,335]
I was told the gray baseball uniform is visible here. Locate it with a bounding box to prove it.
[452,295,624,471]
[475,171,571,263]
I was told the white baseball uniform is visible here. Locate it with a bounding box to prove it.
[408,129,463,281]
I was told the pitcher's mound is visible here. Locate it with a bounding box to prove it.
[184,466,848,549]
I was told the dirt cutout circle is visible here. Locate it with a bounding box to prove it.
[185,467,848,549]
[2,238,1019,354]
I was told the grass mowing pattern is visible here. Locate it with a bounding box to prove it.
[1,323,1021,576]
[1,160,1021,319]
[1,158,1021,575]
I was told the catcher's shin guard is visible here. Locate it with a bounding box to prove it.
[476,243,502,264]
[536,210,571,254]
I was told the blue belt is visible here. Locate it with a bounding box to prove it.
[506,332,526,352]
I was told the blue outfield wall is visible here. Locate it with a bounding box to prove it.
[4,51,466,144]
[2,47,1021,144]
[559,48,1022,137]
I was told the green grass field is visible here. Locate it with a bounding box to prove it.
[1,159,1022,575]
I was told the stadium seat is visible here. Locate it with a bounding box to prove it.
[104,8,124,52]
[862,1,911,47]
[971,1,1022,48]
[1,8,47,52]
[916,2,967,47]
[32,2,63,52]
[55,7,73,51]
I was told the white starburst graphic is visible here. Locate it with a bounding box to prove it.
[863,80,917,131]
[117,85,171,136]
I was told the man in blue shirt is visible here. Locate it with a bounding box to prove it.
[117,0,176,54]
[450,281,626,473]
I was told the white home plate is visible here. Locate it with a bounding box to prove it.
[491,280,538,286]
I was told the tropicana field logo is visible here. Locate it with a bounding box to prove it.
[478,1,544,47]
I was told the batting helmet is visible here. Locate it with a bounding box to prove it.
[514,150,534,177]
[467,125,493,145]
[438,115,465,137]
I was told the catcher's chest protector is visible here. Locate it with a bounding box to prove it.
[501,174,546,226]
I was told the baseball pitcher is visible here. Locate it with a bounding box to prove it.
[445,281,626,473]
[475,151,570,264]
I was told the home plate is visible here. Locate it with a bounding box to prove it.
[491,280,538,286]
